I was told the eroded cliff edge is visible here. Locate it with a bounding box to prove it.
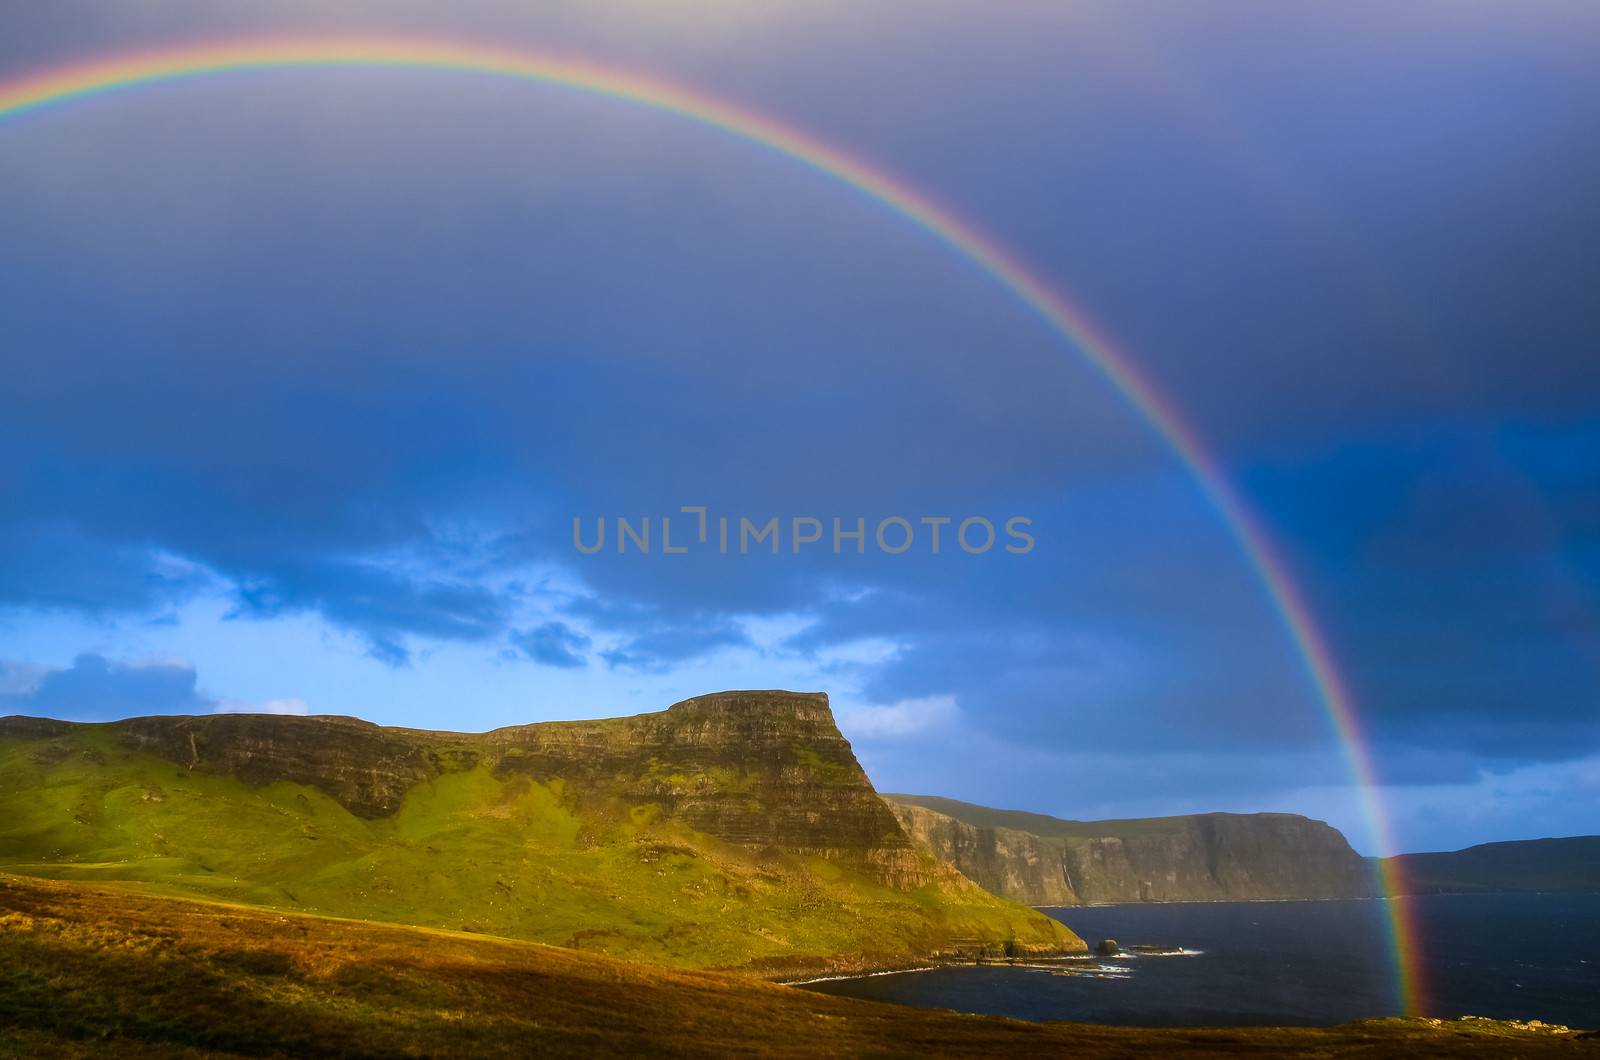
[0,693,1081,971]
[887,794,1376,905]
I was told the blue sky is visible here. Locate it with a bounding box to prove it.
[2,1,1597,854]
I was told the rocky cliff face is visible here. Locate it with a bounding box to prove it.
[888,795,1376,904]
[103,691,907,855]
[109,713,436,820]
[891,801,1077,905]
[486,691,912,855]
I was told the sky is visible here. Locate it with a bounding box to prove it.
[2,1,1597,854]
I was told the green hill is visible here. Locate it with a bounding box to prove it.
[0,692,1076,972]
[1384,836,1600,894]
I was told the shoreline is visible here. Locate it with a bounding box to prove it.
[1034,889,1600,911]
[758,942,1091,984]
[781,950,1191,986]
[1037,894,1392,910]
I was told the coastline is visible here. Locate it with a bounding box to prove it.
[778,951,1130,986]
[804,893,1600,1032]
[1035,894,1394,910]
[5,868,1596,1054]
[754,940,1091,984]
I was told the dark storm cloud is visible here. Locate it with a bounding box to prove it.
[1237,419,1600,773]
[230,558,514,666]
[0,653,211,721]
[0,523,208,614]
[0,0,1597,840]
[0,64,1147,655]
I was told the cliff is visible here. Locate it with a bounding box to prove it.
[889,799,1077,905]
[110,690,907,851]
[0,693,1080,970]
[887,795,1376,905]
[1383,836,1600,894]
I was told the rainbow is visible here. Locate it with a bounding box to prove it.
[0,37,1426,1013]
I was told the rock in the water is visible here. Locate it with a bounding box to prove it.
[1096,938,1120,956]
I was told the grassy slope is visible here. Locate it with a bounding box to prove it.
[1,874,1589,1058]
[1384,837,1600,894]
[0,730,1069,971]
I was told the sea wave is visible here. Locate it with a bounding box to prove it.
[785,965,941,985]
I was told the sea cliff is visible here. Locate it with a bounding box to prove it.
[887,795,1375,904]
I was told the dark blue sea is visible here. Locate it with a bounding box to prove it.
[800,894,1600,1028]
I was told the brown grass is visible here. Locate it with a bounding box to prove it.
[0,873,1592,1058]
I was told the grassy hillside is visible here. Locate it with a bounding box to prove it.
[2,874,1587,1058]
[1385,837,1600,894]
[0,703,1074,972]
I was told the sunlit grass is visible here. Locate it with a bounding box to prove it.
[0,732,1073,971]
[1,874,1581,1057]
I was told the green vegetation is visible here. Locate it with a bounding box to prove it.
[0,729,1067,971]
[2,874,1586,1058]
[791,746,860,786]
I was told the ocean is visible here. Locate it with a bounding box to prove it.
[799,894,1600,1028]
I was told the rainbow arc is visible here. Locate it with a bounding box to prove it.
[0,35,1425,1014]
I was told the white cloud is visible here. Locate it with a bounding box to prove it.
[739,611,816,652]
[214,697,311,716]
[0,660,47,696]
[126,654,196,670]
[838,695,958,740]
[814,637,902,668]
